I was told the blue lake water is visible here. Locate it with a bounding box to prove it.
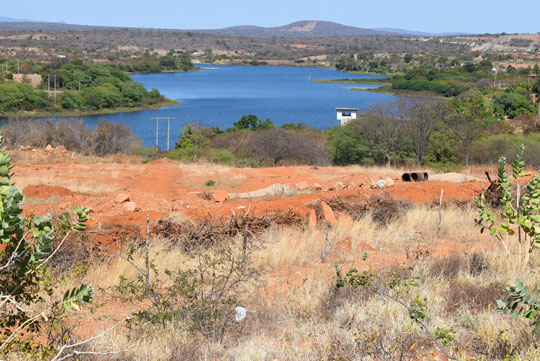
[52,65,397,147]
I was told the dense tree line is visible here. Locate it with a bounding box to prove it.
[0,82,47,112]
[0,59,166,113]
[327,91,540,169]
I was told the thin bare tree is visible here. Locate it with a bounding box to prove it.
[363,102,406,166]
[400,98,451,165]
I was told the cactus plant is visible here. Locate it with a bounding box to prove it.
[0,136,92,354]
[475,145,540,270]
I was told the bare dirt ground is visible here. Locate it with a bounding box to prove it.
[10,150,516,359]
[12,150,486,253]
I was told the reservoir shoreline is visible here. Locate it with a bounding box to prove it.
[2,64,399,146]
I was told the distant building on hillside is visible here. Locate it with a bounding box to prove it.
[12,73,42,88]
[336,107,358,126]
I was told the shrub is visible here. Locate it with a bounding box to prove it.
[326,125,378,166]
[1,118,141,155]
[475,145,540,270]
[494,92,537,119]
[210,127,328,167]
[92,119,140,155]
[391,78,468,97]
[0,137,92,356]
[244,128,329,166]
[111,232,261,342]
[334,262,457,360]
[470,134,540,168]
[131,146,158,162]
[206,148,237,165]
[164,147,194,161]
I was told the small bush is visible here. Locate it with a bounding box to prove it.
[111,233,261,342]
[131,146,158,162]
[206,148,237,165]
[164,147,194,160]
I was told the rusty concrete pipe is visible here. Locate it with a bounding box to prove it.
[401,172,429,182]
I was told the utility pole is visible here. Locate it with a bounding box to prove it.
[155,117,159,149]
[53,75,57,105]
[167,118,170,151]
[47,75,50,95]
[150,117,175,151]
[17,59,19,74]
[538,94,540,121]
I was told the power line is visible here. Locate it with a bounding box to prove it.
[150,117,175,151]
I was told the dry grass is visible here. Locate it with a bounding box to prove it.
[257,205,482,271]
[24,195,60,206]
[76,238,194,290]
[9,150,142,165]
[19,203,540,361]
[13,174,125,195]
[296,164,408,184]
[172,162,247,189]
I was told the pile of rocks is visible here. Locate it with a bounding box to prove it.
[114,192,139,213]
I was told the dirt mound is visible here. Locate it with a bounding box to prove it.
[229,183,294,199]
[22,185,74,198]
[430,173,483,183]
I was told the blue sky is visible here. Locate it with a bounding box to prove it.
[3,0,540,34]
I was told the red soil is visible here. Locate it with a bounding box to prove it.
[12,154,484,252]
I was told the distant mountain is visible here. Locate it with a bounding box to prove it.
[374,28,434,36]
[375,28,470,36]
[0,16,36,23]
[204,21,402,37]
[0,18,468,38]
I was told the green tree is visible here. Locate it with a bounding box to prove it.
[532,79,540,96]
[175,123,219,160]
[362,103,408,166]
[401,99,452,165]
[230,115,274,131]
[494,92,537,119]
[327,124,378,166]
[403,53,413,64]
[506,65,517,74]
[426,125,461,166]
[450,90,490,166]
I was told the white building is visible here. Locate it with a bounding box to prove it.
[336,107,358,126]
